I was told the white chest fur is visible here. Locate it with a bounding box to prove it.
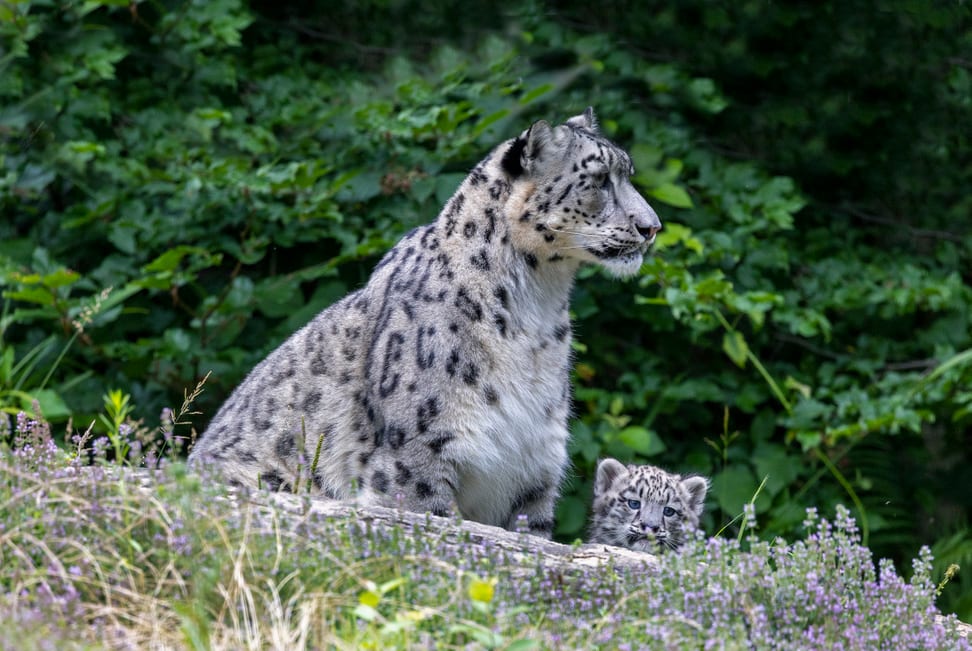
[452,267,573,525]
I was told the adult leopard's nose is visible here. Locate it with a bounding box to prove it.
[635,220,662,240]
[632,201,662,242]
[634,211,662,242]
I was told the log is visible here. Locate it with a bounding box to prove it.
[258,489,658,575]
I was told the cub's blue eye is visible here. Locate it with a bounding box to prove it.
[626,499,641,510]
[600,173,611,189]
[663,506,677,517]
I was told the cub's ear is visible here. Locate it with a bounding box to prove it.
[565,106,598,132]
[501,119,554,178]
[594,458,627,496]
[681,475,709,518]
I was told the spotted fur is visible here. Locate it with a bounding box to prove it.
[189,108,661,537]
[588,458,708,552]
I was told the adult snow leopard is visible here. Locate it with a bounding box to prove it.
[189,108,662,537]
[589,458,709,552]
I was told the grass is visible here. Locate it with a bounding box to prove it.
[1,409,969,650]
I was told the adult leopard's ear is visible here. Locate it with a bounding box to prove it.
[501,119,554,178]
[594,458,627,496]
[681,475,709,518]
[565,106,598,132]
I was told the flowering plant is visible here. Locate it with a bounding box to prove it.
[1,411,968,649]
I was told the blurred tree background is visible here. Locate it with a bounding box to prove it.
[2,0,970,619]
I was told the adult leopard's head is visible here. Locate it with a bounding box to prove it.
[501,107,662,278]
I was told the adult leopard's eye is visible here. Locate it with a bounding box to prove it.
[663,506,676,517]
[627,499,641,510]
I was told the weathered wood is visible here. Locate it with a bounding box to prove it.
[257,489,657,575]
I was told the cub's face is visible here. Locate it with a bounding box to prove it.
[502,108,662,278]
[591,458,708,553]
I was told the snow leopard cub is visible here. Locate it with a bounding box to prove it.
[589,458,708,553]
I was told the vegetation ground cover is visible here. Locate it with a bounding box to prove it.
[2,412,969,649]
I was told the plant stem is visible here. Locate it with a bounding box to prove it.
[813,447,869,546]
[714,310,792,414]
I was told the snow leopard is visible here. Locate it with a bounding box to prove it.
[589,458,708,552]
[189,108,662,537]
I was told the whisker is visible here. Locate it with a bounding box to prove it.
[546,226,611,240]
[545,226,643,247]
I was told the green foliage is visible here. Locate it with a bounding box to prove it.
[2,0,971,620]
[98,388,134,462]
